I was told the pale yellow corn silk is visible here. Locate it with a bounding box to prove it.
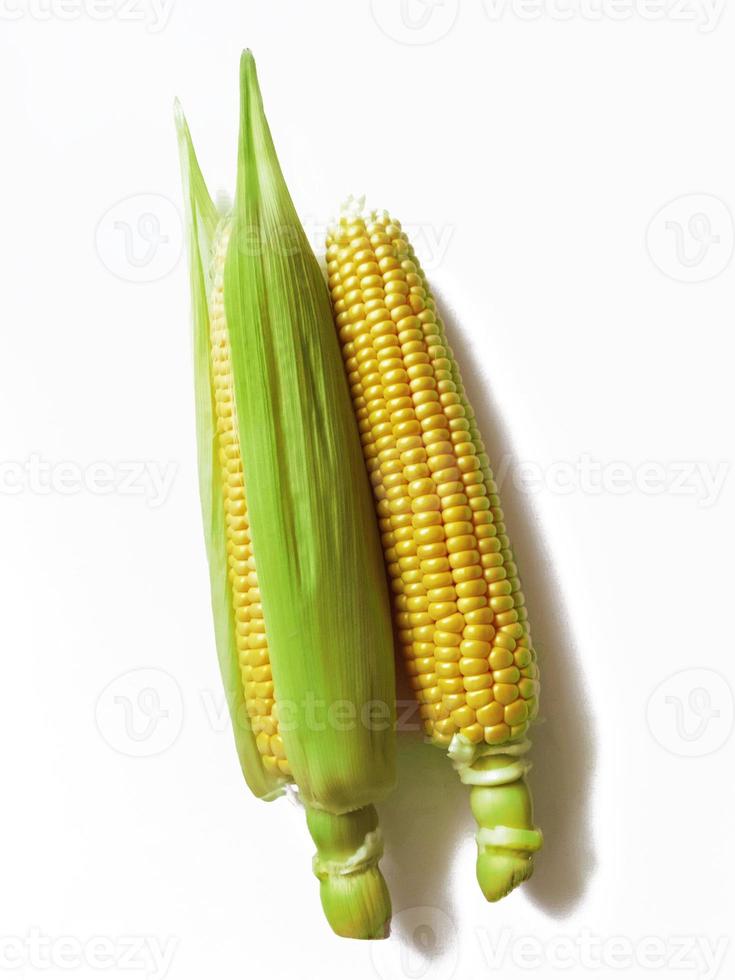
[326,201,543,902]
[176,56,395,939]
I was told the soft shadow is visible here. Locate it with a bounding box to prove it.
[433,287,597,917]
[378,669,473,955]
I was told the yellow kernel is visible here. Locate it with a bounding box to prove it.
[504,700,529,726]
[481,553,503,569]
[427,453,455,473]
[435,646,460,663]
[423,686,442,705]
[463,625,493,644]
[493,683,520,705]
[443,505,472,522]
[418,542,447,561]
[415,525,445,545]
[465,607,494,625]
[438,677,465,694]
[451,706,476,729]
[429,601,457,620]
[466,688,493,710]
[489,647,514,670]
[463,672,494,692]
[420,555,449,574]
[428,587,455,603]
[444,521,472,538]
[444,693,466,712]
[455,578,487,598]
[434,629,461,646]
[493,632,517,652]
[490,595,515,613]
[519,678,540,699]
[460,639,491,659]
[433,718,456,737]
[459,658,490,677]
[435,612,464,633]
[406,596,429,612]
[460,723,485,743]
[474,522,496,538]
[476,702,504,727]
[479,537,501,554]
[485,722,511,744]
[446,534,475,552]
[489,579,512,597]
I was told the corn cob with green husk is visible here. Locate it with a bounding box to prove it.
[175,54,396,939]
[325,202,543,902]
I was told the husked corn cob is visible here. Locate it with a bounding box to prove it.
[176,56,396,939]
[326,202,542,902]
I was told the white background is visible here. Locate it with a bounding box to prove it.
[2,1,734,978]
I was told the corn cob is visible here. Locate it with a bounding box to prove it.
[176,56,396,939]
[326,202,543,902]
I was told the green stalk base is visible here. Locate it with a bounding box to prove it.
[468,754,543,903]
[306,804,391,940]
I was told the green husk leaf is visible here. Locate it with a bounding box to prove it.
[175,101,285,801]
[223,51,396,813]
